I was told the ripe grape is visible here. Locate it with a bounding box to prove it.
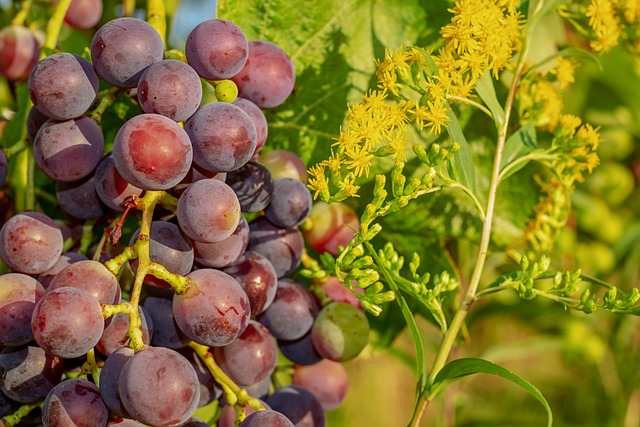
[129,221,194,288]
[225,161,274,213]
[259,149,308,182]
[184,102,257,173]
[91,17,164,88]
[231,41,295,109]
[0,273,45,347]
[42,378,109,427]
[248,216,304,278]
[33,116,104,182]
[0,345,64,403]
[112,113,193,190]
[26,105,49,142]
[303,202,359,255]
[0,391,10,417]
[233,97,268,154]
[143,296,191,349]
[258,279,316,341]
[0,150,5,187]
[185,19,248,80]
[240,410,295,427]
[37,252,88,289]
[99,347,135,418]
[28,53,98,120]
[278,332,323,366]
[0,211,63,275]
[223,251,278,316]
[265,386,325,427]
[310,302,369,362]
[31,287,105,358]
[264,178,313,228]
[94,153,144,211]
[193,215,249,269]
[178,346,223,407]
[118,346,200,427]
[173,268,250,347]
[176,178,241,243]
[214,320,278,386]
[0,26,40,81]
[56,174,107,219]
[62,0,103,29]
[137,60,203,122]
[292,359,349,411]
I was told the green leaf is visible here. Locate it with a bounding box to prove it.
[0,84,30,149]
[444,107,476,193]
[499,121,537,179]
[431,357,553,427]
[475,72,505,127]
[525,0,569,41]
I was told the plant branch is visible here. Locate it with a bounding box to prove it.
[43,0,72,55]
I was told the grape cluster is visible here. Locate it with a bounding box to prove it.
[0,11,369,427]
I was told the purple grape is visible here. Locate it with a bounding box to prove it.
[193,215,249,269]
[265,386,325,427]
[231,41,295,109]
[142,295,191,349]
[259,149,308,182]
[0,211,63,275]
[0,390,11,417]
[37,251,88,289]
[28,53,98,119]
[310,302,369,362]
[185,19,248,80]
[91,17,164,88]
[26,105,49,143]
[233,97,268,154]
[137,60,202,122]
[176,178,241,243]
[278,332,323,366]
[112,113,193,190]
[34,116,104,182]
[42,378,109,427]
[225,161,274,213]
[94,153,144,211]
[292,359,349,411]
[96,305,152,356]
[118,347,200,427]
[184,102,257,173]
[107,419,145,427]
[56,174,107,219]
[244,376,272,399]
[223,251,278,316]
[214,320,277,386]
[99,347,134,418]
[264,178,312,228]
[248,216,304,278]
[62,0,102,29]
[0,345,64,403]
[258,279,316,341]
[177,346,222,407]
[178,418,209,427]
[0,273,45,347]
[48,260,120,305]
[217,401,270,427]
[173,268,251,347]
[129,221,194,288]
[240,410,295,427]
[31,287,104,358]
[0,25,40,81]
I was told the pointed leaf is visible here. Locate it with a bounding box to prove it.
[499,121,537,179]
[432,357,553,427]
[445,107,476,193]
[475,72,505,127]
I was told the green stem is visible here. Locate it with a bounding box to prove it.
[146,0,167,46]
[497,151,558,181]
[1,402,41,427]
[188,342,265,415]
[410,50,529,427]
[446,94,493,119]
[89,88,120,124]
[447,182,486,221]
[10,0,32,26]
[43,0,73,55]
[104,245,138,276]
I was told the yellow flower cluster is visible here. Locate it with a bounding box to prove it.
[580,0,640,52]
[518,57,579,131]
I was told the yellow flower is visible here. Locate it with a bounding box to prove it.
[585,0,622,52]
[388,130,409,163]
[549,57,578,89]
[577,123,602,150]
[307,165,330,200]
[337,173,360,198]
[345,146,375,178]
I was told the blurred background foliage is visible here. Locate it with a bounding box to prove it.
[1,0,640,425]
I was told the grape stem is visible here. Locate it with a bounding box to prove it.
[188,341,266,418]
[10,0,32,26]
[42,0,73,56]
[0,402,41,427]
[146,0,167,46]
[408,46,529,427]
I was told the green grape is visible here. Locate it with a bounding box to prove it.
[215,80,239,103]
[311,302,369,362]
